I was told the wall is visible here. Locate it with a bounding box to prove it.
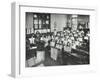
[26,13,67,32]
[51,14,67,32]
[26,13,33,29]
[78,15,89,22]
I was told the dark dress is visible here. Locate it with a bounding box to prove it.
[35,37,45,51]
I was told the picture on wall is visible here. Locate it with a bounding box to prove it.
[25,12,90,67]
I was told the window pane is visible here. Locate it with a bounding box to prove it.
[34,24,38,29]
[47,15,49,19]
[34,19,38,24]
[39,20,42,24]
[46,20,49,24]
[33,14,37,18]
[39,24,41,29]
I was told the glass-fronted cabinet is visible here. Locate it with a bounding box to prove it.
[33,13,50,33]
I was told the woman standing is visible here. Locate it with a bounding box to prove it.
[35,31,45,65]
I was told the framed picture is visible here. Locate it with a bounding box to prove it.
[11,2,96,78]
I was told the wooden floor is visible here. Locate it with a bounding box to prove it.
[32,50,89,67]
[26,47,89,67]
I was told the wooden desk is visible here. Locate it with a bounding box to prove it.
[64,49,89,64]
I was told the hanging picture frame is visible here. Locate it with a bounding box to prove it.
[11,2,96,78]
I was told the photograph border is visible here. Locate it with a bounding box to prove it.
[11,2,96,78]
